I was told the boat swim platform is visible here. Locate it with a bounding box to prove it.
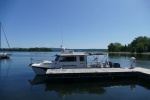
[46,67,150,82]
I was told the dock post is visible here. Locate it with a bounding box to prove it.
[130,57,136,69]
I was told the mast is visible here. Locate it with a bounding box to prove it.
[2,23,11,49]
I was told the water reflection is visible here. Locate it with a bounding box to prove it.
[28,76,145,98]
[29,76,106,97]
[45,82,106,98]
[0,59,12,91]
[0,59,12,76]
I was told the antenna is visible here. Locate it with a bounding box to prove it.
[60,28,65,52]
[61,28,63,46]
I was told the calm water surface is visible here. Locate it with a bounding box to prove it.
[0,52,150,100]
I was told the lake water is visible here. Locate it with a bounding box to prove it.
[0,52,150,100]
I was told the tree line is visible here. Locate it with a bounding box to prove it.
[108,36,150,53]
[2,47,52,52]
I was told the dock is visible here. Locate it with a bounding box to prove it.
[46,67,150,82]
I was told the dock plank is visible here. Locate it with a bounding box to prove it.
[132,67,150,74]
[46,67,142,74]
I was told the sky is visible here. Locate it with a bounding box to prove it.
[0,0,150,49]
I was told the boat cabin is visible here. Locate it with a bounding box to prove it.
[54,51,87,68]
[52,50,109,69]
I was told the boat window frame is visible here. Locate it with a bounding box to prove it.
[59,56,77,62]
[55,55,60,61]
[79,56,85,61]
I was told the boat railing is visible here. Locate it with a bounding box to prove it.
[88,61,110,68]
[30,58,52,64]
[30,58,44,64]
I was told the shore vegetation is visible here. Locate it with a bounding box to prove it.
[108,36,150,53]
[2,47,52,52]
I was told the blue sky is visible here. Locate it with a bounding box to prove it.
[0,0,150,49]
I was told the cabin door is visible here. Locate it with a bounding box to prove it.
[78,56,86,67]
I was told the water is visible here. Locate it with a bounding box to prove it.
[0,52,150,100]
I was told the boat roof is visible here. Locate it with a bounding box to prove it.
[56,50,107,56]
[86,52,107,55]
[57,52,86,56]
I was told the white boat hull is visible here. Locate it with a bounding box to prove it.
[32,66,47,75]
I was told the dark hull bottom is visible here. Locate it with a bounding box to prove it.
[0,56,10,59]
[0,54,11,59]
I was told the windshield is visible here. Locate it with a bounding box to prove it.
[55,55,59,61]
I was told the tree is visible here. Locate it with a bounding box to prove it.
[131,47,136,53]
[131,36,150,53]
[108,43,114,52]
[108,42,122,52]
[108,36,150,53]
[136,43,144,53]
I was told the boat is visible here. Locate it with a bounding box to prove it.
[29,47,121,75]
[0,52,11,59]
[0,22,11,59]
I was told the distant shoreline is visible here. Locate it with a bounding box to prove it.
[108,52,150,55]
[2,48,150,55]
[1,48,107,52]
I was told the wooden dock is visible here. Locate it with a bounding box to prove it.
[46,67,150,74]
[46,67,150,81]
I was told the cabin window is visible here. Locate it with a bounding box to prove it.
[60,56,76,62]
[55,56,59,61]
[80,56,84,61]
